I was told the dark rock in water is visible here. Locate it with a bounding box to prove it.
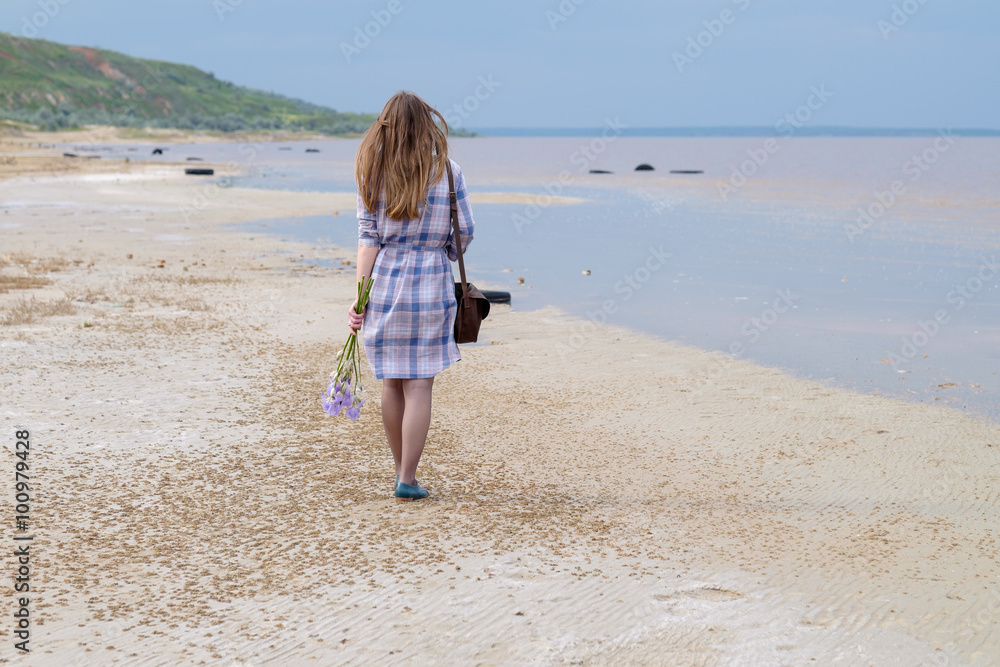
[480,290,511,304]
[185,168,215,176]
[186,157,204,162]
[635,164,655,171]
[589,169,612,174]
[152,148,164,155]
[670,170,704,174]
[305,148,321,153]
[63,152,78,158]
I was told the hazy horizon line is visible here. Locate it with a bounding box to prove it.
[464,126,1000,138]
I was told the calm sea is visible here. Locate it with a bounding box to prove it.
[90,136,1000,422]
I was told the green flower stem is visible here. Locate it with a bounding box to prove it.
[334,277,375,392]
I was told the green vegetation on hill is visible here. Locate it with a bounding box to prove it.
[0,32,376,135]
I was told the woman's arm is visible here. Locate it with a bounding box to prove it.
[446,161,475,261]
[350,195,382,331]
[355,245,379,286]
[348,245,379,332]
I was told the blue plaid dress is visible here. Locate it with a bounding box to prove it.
[358,159,475,379]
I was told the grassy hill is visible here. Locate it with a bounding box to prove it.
[0,32,376,135]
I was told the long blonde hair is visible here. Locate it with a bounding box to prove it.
[355,91,450,221]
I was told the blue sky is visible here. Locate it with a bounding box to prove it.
[2,0,997,129]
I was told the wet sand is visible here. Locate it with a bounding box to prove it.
[2,130,999,665]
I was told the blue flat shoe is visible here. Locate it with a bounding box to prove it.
[395,476,419,489]
[395,481,429,502]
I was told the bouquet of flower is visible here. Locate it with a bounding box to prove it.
[322,276,374,421]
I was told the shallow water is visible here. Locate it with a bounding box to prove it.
[93,137,1000,422]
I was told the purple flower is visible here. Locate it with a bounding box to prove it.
[322,396,342,417]
[321,320,370,420]
[346,399,364,421]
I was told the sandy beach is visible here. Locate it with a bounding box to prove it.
[2,129,999,665]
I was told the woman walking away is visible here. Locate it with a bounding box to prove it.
[348,91,475,502]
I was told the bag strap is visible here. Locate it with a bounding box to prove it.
[446,160,471,306]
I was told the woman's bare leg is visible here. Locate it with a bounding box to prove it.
[380,378,404,477]
[398,377,434,486]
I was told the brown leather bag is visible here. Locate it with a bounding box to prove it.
[446,161,490,344]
